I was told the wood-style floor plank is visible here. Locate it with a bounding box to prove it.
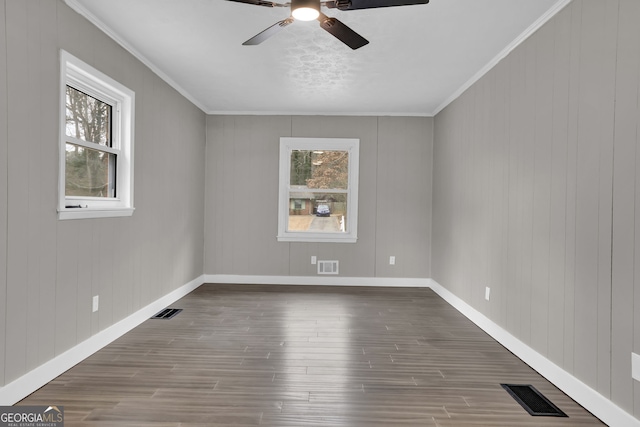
[19,285,604,426]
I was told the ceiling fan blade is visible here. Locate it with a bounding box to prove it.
[317,13,368,50]
[243,18,294,45]
[325,0,428,11]
[226,0,289,8]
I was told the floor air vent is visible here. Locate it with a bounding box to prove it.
[151,308,182,319]
[501,384,567,417]
[317,260,339,275]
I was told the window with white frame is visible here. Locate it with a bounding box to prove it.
[58,50,135,220]
[278,137,359,243]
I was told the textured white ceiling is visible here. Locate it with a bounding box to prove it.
[65,0,568,116]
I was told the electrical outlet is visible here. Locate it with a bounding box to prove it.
[311,256,317,265]
[92,295,99,313]
[633,352,640,382]
[389,256,395,265]
[485,287,491,301]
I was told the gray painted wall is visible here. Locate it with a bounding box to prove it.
[0,0,206,387]
[204,115,433,279]
[6,0,636,421]
[432,0,640,417]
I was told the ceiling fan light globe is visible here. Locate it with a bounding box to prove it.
[291,0,320,20]
[292,7,319,20]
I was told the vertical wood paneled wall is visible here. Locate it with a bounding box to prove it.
[0,0,8,388]
[0,0,206,387]
[204,115,433,279]
[432,0,640,417]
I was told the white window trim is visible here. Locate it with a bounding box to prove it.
[278,137,359,243]
[58,50,135,220]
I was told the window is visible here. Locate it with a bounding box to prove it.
[278,137,359,243]
[58,50,135,220]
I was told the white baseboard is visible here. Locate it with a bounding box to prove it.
[204,274,431,288]
[428,279,639,427]
[0,274,205,406]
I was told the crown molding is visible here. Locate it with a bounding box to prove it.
[63,0,209,113]
[431,0,573,116]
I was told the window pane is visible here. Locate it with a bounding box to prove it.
[65,86,112,146]
[287,192,348,232]
[290,150,349,190]
[65,143,116,198]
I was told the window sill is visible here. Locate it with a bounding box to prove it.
[277,234,357,243]
[58,207,135,220]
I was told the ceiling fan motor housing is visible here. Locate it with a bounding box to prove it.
[334,0,352,10]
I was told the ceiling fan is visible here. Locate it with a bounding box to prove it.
[226,0,430,50]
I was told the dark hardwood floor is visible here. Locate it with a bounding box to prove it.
[20,284,604,426]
